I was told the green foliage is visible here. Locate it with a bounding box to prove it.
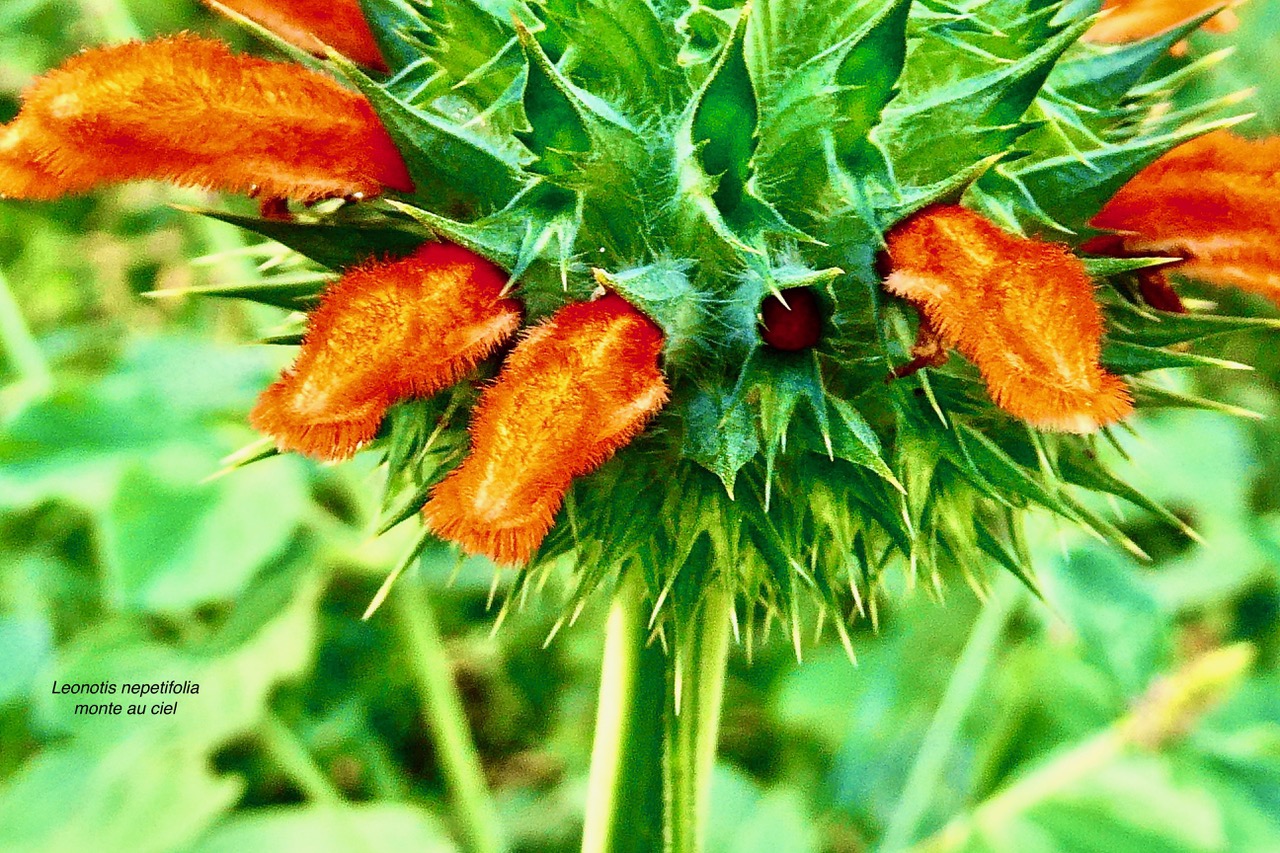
[190,804,458,852]
[0,575,320,853]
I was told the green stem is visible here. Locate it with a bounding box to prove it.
[878,575,1022,853]
[581,570,733,853]
[392,577,506,853]
[665,578,733,853]
[582,570,668,853]
[259,712,381,853]
[259,711,345,806]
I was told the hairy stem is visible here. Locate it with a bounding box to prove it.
[392,577,506,853]
[582,570,734,853]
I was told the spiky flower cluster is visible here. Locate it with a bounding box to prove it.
[3,0,1278,639]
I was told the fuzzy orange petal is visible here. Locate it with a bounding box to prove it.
[206,0,388,72]
[1092,132,1280,301]
[0,35,411,202]
[423,294,669,565]
[884,205,1133,433]
[1086,0,1243,43]
[252,243,521,460]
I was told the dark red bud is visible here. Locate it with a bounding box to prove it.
[760,287,823,351]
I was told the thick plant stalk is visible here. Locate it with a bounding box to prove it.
[582,572,733,853]
[582,571,668,852]
[665,578,733,853]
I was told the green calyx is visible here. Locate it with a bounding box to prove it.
[211,0,1265,641]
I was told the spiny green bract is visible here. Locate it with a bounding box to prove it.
[216,0,1262,647]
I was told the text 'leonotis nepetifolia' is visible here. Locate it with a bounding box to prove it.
[4,0,1279,641]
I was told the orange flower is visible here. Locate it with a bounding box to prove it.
[206,0,388,72]
[252,243,522,460]
[423,294,669,565]
[0,35,411,202]
[884,205,1133,433]
[1092,131,1280,302]
[1086,0,1243,43]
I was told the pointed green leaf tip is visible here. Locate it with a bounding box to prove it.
[196,0,1265,641]
[1050,7,1225,108]
[541,0,686,113]
[335,55,528,210]
[882,13,1092,188]
[515,23,593,179]
[683,383,760,497]
[746,0,911,217]
[593,263,706,364]
[830,0,912,161]
[691,5,758,224]
[188,207,427,270]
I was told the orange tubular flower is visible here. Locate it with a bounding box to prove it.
[252,243,522,461]
[206,0,389,72]
[1092,131,1280,302]
[0,35,411,202]
[884,205,1133,433]
[423,294,669,565]
[1086,0,1243,44]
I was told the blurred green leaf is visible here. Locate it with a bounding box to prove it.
[187,804,459,852]
[706,766,821,853]
[1040,546,1169,697]
[102,458,306,613]
[1023,753,1227,853]
[0,614,53,704]
[0,575,321,853]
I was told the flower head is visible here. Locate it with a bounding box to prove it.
[884,206,1133,433]
[4,0,1278,633]
[0,35,410,201]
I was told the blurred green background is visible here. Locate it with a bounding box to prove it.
[2,2,1280,851]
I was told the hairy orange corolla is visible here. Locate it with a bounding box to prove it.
[0,36,411,202]
[885,206,1133,433]
[423,295,669,565]
[252,243,523,460]
[1087,0,1244,44]
[1093,131,1280,303]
